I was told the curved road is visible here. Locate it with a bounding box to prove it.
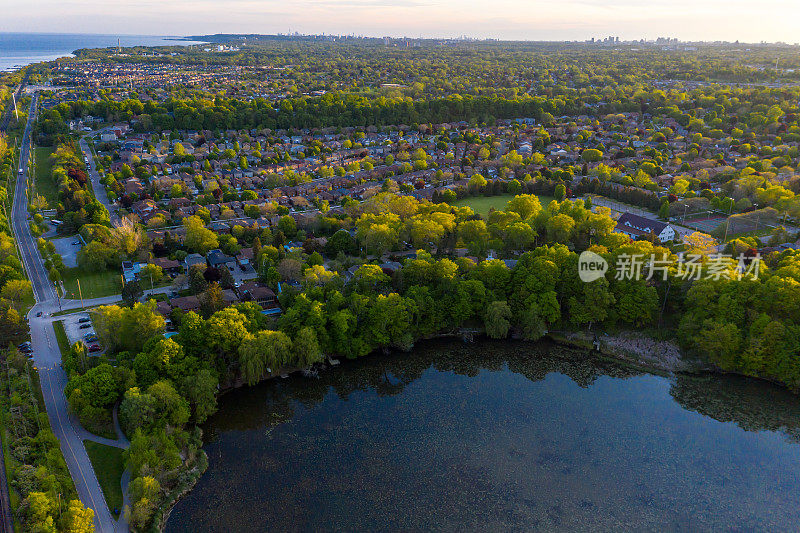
[11,92,127,532]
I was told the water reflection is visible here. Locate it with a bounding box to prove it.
[167,340,800,532]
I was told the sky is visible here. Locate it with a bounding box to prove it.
[2,0,800,43]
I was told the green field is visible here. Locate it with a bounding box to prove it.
[83,441,125,518]
[453,193,556,218]
[62,267,122,299]
[32,147,57,208]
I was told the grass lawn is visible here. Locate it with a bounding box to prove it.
[62,267,122,299]
[52,302,122,317]
[53,320,70,355]
[453,193,556,218]
[83,440,124,518]
[32,147,57,208]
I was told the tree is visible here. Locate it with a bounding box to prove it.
[569,278,615,329]
[93,302,165,353]
[659,200,670,220]
[122,279,143,306]
[199,283,227,317]
[293,326,323,367]
[119,387,157,434]
[238,330,293,384]
[61,499,95,532]
[141,263,164,286]
[458,220,490,256]
[468,173,487,193]
[554,183,567,201]
[546,213,575,243]
[1,279,32,309]
[183,369,218,423]
[484,300,512,339]
[77,240,117,272]
[505,194,542,220]
[277,215,297,239]
[127,476,160,530]
[183,215,219,255]
[188,264,208,294]
[581,148,603,162]
[66,363,120,410]
[148,380,190,428]
[22,492,56,532]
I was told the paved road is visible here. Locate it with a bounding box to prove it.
[11,92,127,532]
[79,137,120,225]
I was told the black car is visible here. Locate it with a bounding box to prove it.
[78,317,91,323]
[35,311,42,317]
[79,323,92,329]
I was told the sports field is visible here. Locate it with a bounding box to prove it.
[681,215,726,233]
[453,194,555,218]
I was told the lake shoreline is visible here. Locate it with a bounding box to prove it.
[164,335,800,532]
[158,331,797,531]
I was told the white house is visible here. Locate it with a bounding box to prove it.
[614,213,676,242]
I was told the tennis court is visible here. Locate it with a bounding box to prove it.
[681,215,726,233]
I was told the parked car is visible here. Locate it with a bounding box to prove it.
[88,345,101,353]
[20,345,32,353]
[83,332,96,339]
[72,240,81,245]
[35,311,42,317]
[17,341,30,349]
[78,317,91,323]
[79,323,91,330]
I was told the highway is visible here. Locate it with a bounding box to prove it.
[10,92,127,532]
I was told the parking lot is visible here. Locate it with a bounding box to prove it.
[61,311,102,354]
[51,236,83,268]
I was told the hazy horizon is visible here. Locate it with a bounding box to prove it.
[3,1,800,45]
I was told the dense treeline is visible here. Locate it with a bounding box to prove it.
[0,138,31,343]
[1,348,94,531]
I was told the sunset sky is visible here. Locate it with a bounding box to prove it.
[4,0,800,43]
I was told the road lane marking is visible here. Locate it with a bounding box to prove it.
[43,368,111,532]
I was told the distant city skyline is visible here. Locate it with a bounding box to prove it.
[4,0,800,44]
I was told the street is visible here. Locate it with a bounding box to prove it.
[79,136,120,225]
[10,92,128,532]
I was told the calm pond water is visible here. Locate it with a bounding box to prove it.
[166,340,800,532]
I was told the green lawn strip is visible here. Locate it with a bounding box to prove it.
[27,365,46,414]
[53,320,70,355]
[82,440,124,518]
[453,193,555,218]
[32,147,57,208]
[62,267,122,299]
[51,302,122,317]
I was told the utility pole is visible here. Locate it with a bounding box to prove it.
[77,278,84,309]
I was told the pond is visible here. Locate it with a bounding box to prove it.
[166,340,800,531]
